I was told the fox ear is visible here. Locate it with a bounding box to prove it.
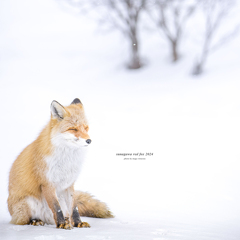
[71,98,82,105]
[50,100,66,120]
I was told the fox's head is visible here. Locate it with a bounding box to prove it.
[50,98,91,148]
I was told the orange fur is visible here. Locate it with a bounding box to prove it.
[8,124,51,216]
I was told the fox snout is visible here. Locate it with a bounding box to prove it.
[75,138,91,146]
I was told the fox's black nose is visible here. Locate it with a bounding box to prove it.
[86,139,91,144]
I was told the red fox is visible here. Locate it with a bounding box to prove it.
[8,98,113,229]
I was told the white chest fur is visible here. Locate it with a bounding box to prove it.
[45,145,86,191]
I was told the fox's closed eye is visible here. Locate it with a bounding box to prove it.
[68,128,77,131]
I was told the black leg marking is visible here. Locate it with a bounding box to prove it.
[55,205,65,227]
[72,206,90,228]
[72,206,82,227]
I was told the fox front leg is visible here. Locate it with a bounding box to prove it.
[71,189,90,228]
[61,186,90,228]
[55,205,73,229]
[41,185,73,229]
[72,204,90,228]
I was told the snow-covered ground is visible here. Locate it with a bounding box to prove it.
[0,0,240,239]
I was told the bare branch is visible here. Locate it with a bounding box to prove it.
[210,24,240,53]
[146,0,198,62]
[96,0,146,69]
[192,0,238,75]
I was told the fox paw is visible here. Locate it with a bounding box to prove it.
[30,219,45,226]
[76,222,91,228]
[57,217,73,230]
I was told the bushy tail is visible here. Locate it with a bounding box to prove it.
[74,191,114,218]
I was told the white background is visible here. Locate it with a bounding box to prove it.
[0,0,240,239]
